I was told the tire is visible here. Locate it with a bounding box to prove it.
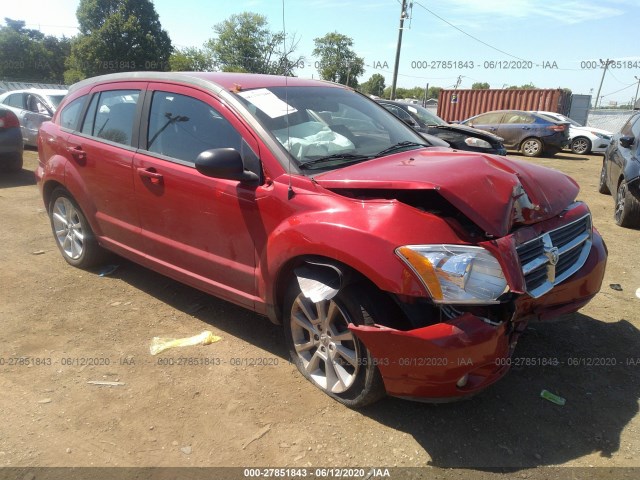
[598,160,610,195]
[614,180,640,228]
[48,188,107,268]
[520,137,543,157]
[570,137,592,155]
[284,282,386,407]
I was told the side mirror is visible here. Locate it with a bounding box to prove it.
[195,148,260,185]
[619,136,635,148]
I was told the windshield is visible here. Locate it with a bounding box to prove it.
[46,95,65,110]
[235,86,430,170]
[404,104,447,126]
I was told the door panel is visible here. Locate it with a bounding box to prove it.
[133,85,262,307]
[65,84,145,250]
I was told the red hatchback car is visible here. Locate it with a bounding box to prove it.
[36,72,607,407]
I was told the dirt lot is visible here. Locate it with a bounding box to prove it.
[1,149,639,478]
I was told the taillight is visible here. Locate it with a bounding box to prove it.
[0,110,20,129]
[548,124,566,132]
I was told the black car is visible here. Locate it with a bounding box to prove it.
[377,100,507,155]
[0,108,23,172]
[599,110,640,228]
[461,110,570,157]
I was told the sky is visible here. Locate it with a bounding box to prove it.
[3,0,640,105]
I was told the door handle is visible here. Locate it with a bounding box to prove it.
[67,145,87,161]
[137,167,163,185]
[521,127,531,130]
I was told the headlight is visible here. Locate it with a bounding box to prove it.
[464,137,492,149]
[396,245,509,304]
[589,131,604,139]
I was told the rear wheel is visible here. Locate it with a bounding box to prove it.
[614,180,640,228]
[570,137,592,155]
[598,160,610,194]
[49,188,107,268]
[521,137,543,157]
[284,282,386,407]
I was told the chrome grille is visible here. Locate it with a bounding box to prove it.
[516,214,592,298]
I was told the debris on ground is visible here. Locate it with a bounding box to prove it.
[87,380,126,387]
[242,424,272,450]
[149,330,221,355]
[609,283,623,291]
[540,389,566,406]
[98,264,119,277]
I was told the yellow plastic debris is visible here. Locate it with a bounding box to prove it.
[149,330,221,355]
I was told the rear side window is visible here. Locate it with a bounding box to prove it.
[5,93,25,109]
[146,91,241,162]
[59,96,86,130]
[83,90,139,146]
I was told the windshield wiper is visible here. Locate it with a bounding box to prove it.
[374,141,429,158]
[298,153,372,170]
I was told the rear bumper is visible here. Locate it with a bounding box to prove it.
[350,229,607,401]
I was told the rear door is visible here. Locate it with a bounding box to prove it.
[64,82,145,251]
[132,83,262,308]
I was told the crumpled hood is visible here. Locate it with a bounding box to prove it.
[314,149,579,237]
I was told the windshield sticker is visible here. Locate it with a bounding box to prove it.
[237,88,298,118]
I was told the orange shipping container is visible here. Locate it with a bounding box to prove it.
[437,89,571,123]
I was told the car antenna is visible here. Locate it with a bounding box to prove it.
[282,0,295,200]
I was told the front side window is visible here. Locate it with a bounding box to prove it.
[83,90,139,146]
[505,113,534,124]
[146,91,241,162]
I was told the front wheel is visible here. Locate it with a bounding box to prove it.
[570,137,592,155]
[284,282,386,407]
[49,188,107,268]
[614,180,640,228]
[521,137,543,157]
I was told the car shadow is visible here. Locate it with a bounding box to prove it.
[98,258,288,359]
[0,166,36,188]
[547,153,589,161]
[94,260,638,470]
[360,313,639,470]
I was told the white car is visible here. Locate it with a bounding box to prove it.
[535,111,612,154]
[0,89,67,146]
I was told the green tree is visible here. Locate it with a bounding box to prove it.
[313,32,364,87]
[0,18,70,83]
[65,0,172,83]
[506,82,537,90]
[169,47,213,72]
[360,73,386,96]
[472,82,490,89]
[205,12,302,75]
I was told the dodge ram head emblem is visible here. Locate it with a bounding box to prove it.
[545,246,560,266]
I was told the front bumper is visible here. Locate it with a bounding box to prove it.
[350,229,607,401]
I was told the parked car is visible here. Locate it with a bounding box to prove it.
[0,88,67,146]
[535,111,613,154]
[461,110,570,157]
[0,108,24,172]
[377,99,506,155]
[599,110,640,228]
[37,72,606,407]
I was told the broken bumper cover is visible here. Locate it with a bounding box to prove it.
[349,229,607,401]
